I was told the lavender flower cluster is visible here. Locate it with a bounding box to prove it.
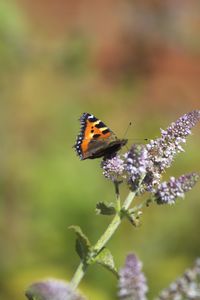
[155,173,200,205]
[118,254,148,300]
[118,255,200,300]
[102,155,126,182]
[102,110,200,204]
[26,279,86,300]
[125,145,149,192]
[147,110,200,173]
[156,258,200,300]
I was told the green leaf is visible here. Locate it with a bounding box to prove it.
[96,202,116,215]
[94,247,118,277]
[69,225,91,261]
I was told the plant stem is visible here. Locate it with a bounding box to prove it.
[114,181,121,211]
[122,190,136,210]
[70,262,87,290]
[70,190,136,289]
[93,212,121,253]
[93,190,136,252]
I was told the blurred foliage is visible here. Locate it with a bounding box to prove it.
[0,1,200,300]
[0,0,27,73]
[55,33,90,75]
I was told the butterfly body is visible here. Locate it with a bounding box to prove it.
[74,113,127,160]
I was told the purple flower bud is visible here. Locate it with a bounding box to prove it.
[25,279,86,300]
[118,254,148,300]
[146,110,200,178]
[101,155,126,182]
[125,145,149,191]
[156,258,200,300]
[101,111,200,195]
[154,173,199,205]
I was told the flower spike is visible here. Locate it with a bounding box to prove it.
[154,173,200,205]
[118,254,148,300]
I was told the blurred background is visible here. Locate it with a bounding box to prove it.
[0,0,200,299]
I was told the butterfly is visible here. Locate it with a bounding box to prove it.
[74,113,128,160]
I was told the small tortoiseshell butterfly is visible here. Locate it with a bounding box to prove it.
[74,113,128,160]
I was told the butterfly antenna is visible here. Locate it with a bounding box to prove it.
[123,122,132,139]
[124,122,150,143]
[128,137,150,143]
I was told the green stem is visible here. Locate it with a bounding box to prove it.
[70,262,87,290]
[114,181,121,211]
[70,189,137,289]
[93,190,136,252]
[93,212,121,252]
[122,190,137,210]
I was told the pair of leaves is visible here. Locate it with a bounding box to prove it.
[69,225,117,276]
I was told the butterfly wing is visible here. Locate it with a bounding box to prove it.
[74,113,127,160]
[86,137,127,159]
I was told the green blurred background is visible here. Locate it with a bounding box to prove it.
[0,0,200,299]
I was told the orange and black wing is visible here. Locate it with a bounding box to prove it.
[74,113,127,160]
